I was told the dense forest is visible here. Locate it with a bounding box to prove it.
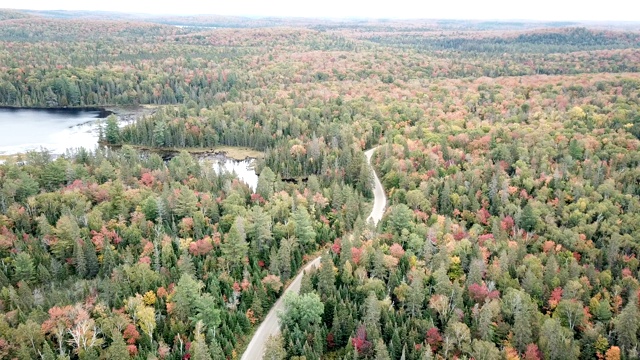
[2,8,640,360]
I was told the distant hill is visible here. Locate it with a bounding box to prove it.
[19,9,146,21]
[0,8,34,21]
[8,8,640,31]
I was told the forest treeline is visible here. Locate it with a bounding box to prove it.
[2,8,640,360]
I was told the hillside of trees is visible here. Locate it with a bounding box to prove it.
[2,9,640,360]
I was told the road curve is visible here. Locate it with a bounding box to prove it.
[365,147,387,225]
[241,147,386,360]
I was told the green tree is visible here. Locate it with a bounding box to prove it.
[174,186,198,219]
[193,293,221,338]
[539,318,580,360]
[264,335,287,360]
[189,321,212,360]
[13,252,35,283]
[387,204,413,235]
[554,299,585,331]
[105,115,120,144]
[173,273,204,321]
[221,217,249,272]
[257,166,276,200]
[73,240,87,278]
[248,206,273,257]
[613,300,640,355]
[470,339,500,360]
[374,338,392,360]
[317,256,336,297]
[279,292,324,329]
[519,203,537,232]
[153,120,167,147]
[293,207,316,251]
[104,331,129,360]
[363,291,382,340]
[41,341,56,360]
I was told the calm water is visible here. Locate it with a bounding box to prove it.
[0,108,107,155]
[210,158,259,192]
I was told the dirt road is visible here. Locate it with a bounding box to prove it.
[240,147,386,360]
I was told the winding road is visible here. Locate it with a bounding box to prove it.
[365,147,387,225]
[241,147,386,360]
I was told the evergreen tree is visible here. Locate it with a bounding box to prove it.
[317,256,336,297]
[519,202,537,232]
[73,240,87,278]
[84,241,99,279]
[41,341,56,360]
[293,207,316,251]
[189,322,212,360]
[221,217,249,273]
[257,166,276,200]
[264,335,287,360]
[13,252,35,283]
[539,318,580,360]
[363,291,382,340]
[105,115,120,144]
[104,332,129,360]
[209,340,225,360]
[174,186,198,219]
[374,339,391,360]
[614,299,640,355]
[173,273,204,322]
[439,181,453,216]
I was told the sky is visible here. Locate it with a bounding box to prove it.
[5,0,640,22]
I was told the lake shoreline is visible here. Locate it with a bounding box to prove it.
[0,104,158,121]
[0,105,154,159]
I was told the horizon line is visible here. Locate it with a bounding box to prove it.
[7,8,640,24]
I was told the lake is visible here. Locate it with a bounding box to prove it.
[0,108,260,191]
[0,108,109,155]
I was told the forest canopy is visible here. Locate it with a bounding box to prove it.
[1,8,640,360]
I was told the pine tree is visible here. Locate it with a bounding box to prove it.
[209,339,225,360]
[189,322,212,360]
[105,115,120,144]
[257,166,276,200]
[153,120,167,147]
[439,182,452,216]
[13,252,35,283]
[519,202,537,232]
[41,341,56,360]
[193,293,221,338]
[101,244,116,277]
[174,186,198,219]
[221,217,249,273]
[614,300,640,354]
[104,332,129,360]
[264,335,287,360]
[248,206,273,258]
[73,240,87,278]
[173,273,204,322]
[374,339,391,360]
[406,271,425,317]
[363,291,382,340]
[317,256,336,297]
[293,207,316,251]
[84,241,99,279]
